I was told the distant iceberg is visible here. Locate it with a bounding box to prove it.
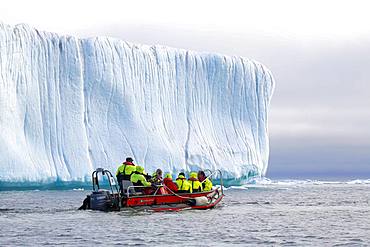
[0,23,274,184]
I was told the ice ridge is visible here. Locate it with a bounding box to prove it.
[0,23,274,183]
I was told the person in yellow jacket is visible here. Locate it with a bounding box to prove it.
[198,170,213,191]
[150,168,163,184]
[188,172,203,192]
[130,166,151,187]
[176,172,192,193]
[116,157,136,180]
[116,157,136,193]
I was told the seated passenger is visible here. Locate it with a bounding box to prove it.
[198,170,213,191]
[188,172,203,192]
[176,172,192,193]
[163,173,178,192]
[130,166,152,188]
[150,168,163,184]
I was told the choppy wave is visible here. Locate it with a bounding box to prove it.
[2,181,370,246]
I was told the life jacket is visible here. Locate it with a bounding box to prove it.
[130,171,151,187]
[201,178,213,191]
[176,176,192,193]
[188,177,202,192]
[151,172,162,184]
[116,161,136,180]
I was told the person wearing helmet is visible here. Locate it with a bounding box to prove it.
[176,172,192,193]
[163,173,178,192]
[198,170,213,191]
[188,171,203,193]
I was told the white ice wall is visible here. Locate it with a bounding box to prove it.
[0,23,274,183]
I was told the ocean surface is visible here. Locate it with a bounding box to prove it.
[1,180,370,246]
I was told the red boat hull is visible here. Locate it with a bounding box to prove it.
[151,194,224,212]
[122,188,223,210]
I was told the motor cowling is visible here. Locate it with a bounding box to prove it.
[90,190,112,211]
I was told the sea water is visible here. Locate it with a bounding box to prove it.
[1,181,370,246]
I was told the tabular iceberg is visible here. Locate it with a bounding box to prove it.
[0,23,274,184]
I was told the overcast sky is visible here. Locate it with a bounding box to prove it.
[2,0,370,179]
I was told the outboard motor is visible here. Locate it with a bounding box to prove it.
[79,168,120,211]
[90,190,112,210]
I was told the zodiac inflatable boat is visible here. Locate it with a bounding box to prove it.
[79,168,224,212]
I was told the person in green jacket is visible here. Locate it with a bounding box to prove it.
[198,170,213,191]
[116,157,136,180]
[116,157,136,193]
[130,166,151,187]
[188,172,203,192]
[176,172,192,193]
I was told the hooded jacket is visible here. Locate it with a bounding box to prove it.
[116,161,136,180]
[188,172,203,192]
[163,174,178,192]
[176,175,192,193]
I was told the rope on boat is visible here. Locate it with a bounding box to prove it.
[161,184,195,200]
[162,184,220,201]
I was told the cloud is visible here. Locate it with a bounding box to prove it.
[270,108,370,141]
[2,0,370,40]
[268,135,370,178]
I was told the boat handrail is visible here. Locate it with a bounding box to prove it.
[126,170,224,197]
[126,184,163,198]
[200,169,224,195]
[92,168,120,195]
[204,169,213,178]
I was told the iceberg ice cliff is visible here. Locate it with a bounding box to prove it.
[0,23,274,184]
